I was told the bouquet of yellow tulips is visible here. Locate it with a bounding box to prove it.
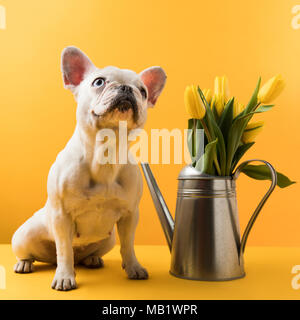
[184,75,294,188]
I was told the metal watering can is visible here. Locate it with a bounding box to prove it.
[141,159,277,281]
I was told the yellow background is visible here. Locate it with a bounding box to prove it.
[0,0,299,246]
[0,245,299,299]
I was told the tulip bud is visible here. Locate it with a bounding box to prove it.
[202,89,212,104]
[233,100,245,118]
[184,85,206,119]
[258,74,285,104]
[213,76,230,115]
[242,121,264,143]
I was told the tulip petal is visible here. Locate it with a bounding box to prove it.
[242,121,264,143]
[258,74,285,104]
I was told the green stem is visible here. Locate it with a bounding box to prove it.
[192,119,196,159]
[200,119,221,176]
[253,102,261,111]
[200,119,212,141]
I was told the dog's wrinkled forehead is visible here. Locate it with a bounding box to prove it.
[94,66,141,85]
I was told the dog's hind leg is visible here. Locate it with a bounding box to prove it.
[12,208,55,273]
[13,259,35,273]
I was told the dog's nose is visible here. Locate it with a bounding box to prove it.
[119,85,133,94]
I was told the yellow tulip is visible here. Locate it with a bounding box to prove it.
[233,100,245,118]
[242,121,264,143]
[213,76,230,115]
[202,89,212,104]
[184,85,206,119]
[258,74,285,104]
[212,94,224,116]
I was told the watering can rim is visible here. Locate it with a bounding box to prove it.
[178,165,233,180]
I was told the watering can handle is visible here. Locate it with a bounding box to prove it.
[233,159,277,255]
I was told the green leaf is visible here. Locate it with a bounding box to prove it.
[226,78,262,175]
[241,164,296,188]
[225,112,253,175]
[211,101,219,123]
[230,142,255,172]
[236,105,274,122]
[243,77,261,115]
[219,98,234,145]
[198,115,208,146]
[196,138,218,175]
[256,105,274,112]
[198,87,227,175]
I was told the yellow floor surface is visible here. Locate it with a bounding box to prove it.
[0,245,299,300]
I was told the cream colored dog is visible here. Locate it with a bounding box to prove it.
[11,46,166,291]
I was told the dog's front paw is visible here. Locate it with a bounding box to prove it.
[122,262,148,280]
[51,271,77,291]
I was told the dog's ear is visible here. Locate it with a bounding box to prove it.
[139,67,167,107]
[61,46,95,92]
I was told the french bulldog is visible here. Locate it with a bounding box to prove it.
[11,46,166,291]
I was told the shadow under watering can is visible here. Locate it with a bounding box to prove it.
[141,159,277,281]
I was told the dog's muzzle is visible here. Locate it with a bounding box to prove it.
[108,85,139,122]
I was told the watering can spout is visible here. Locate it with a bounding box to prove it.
[141,163,174,251]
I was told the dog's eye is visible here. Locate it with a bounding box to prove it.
[92,77,105,87]
[140,87,147,99]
